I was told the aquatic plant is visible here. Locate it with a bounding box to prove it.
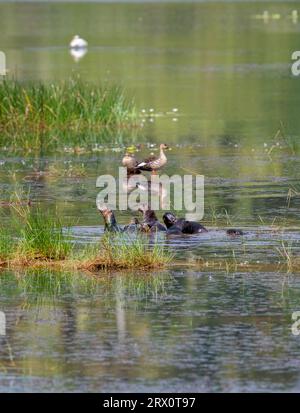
[0,79,139,153]
[0,202,171,271]
[206,205,233,226]
[0,225,14,263]
[276,241,294,273]
[18,209,72,261]
[79,233,172,271]
[48,162,87,178]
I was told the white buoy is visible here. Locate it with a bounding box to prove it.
[70,35,88,49]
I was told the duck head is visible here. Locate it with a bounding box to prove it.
[122,152,135,168]
[160,143,169,150]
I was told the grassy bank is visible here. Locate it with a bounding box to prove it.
[0,79,139,153]
[0,202,171,271]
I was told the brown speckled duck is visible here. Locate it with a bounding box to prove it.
[137,144,168,175]
[122,152,141,175]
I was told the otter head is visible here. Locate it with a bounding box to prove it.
[163,212,177,228]
[97,204,114,223]
[138,204,158,223]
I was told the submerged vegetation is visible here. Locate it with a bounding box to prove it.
[0,79,139,153]
[0,202,171,271]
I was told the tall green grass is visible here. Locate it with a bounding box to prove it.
[0,225,14,262]
[18,208,72,260]
[0,79,139,153]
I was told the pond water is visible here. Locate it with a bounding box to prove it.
[1,0,300,392]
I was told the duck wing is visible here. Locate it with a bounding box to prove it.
[137,155,158,171]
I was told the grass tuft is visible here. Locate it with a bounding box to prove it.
[17,209,72,261]
[0,199,171,272]
[79,233,172,271]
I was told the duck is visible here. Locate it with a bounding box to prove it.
[163,212,208,234]
[121,151,168,204]
[97,205,121,232]
[121,152,142,193]
[122,152,141,176]
[70,35,88,49]
[137,143,169,175]
[138,204,166,232]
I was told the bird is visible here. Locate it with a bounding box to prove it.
[121,151,142,193]
[70,35,88,49]
[122,152,141,175]
[136,143,169,175]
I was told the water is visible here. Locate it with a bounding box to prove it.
[0,267,300,392]
[1,0,300,392]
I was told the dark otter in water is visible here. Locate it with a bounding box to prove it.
[98,204,143,233]
[97,205,121,232]
[163,212,208,234]
[163,211,244,236]
[138,205,166,232]
[123,217,142,232]
[226,228,244,236]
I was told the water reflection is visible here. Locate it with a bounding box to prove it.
[0,268,299,391]
[1,0,300,392]
[70,47,87,63]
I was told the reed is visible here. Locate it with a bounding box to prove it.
[79,233,172,271]
[0,206,171,271]
[0,79,139,153]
